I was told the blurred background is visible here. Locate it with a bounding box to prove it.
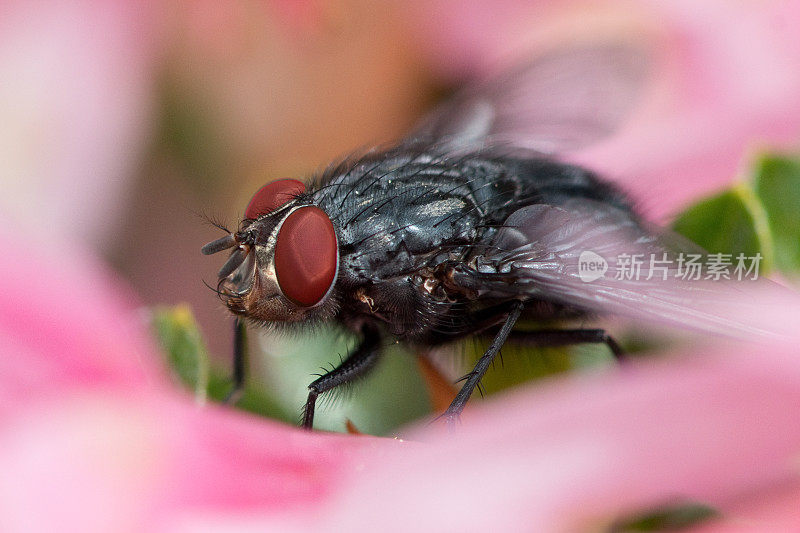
[4,0,800,434]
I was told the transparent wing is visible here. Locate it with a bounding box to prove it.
[409,42,649,154]
[470,200,779,339]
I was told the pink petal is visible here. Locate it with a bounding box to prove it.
[577,0,800,220]
[0,391,390,532]
[0,220,167,410]
[696,481,800,531]
[0,218,393,530]
[300,343,800,531]
[0,0,158,246]
[412,0,800,220]
[5,209,800,530]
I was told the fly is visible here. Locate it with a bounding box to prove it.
[202,43,761,430]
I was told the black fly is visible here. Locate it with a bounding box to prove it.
[202,43,759,429]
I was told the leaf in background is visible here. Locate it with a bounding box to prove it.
[151,304,210,402]
[671,152,800,279]
[753,154,800,274]
[459,337,594,399]
[671,186,765,264]
[608,500,718,532]
[260,331,432,435]
[151,305,289,420]
[471,342,575,395]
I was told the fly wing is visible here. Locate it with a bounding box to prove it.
[470,200,778,339]
[409,42,649,154]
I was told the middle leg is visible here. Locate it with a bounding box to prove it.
[440,300,524,426]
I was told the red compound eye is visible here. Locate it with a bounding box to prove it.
[245,179,306,219]
[275,207,338,307]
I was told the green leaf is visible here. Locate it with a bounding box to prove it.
[461,321,626,398]
[257,330,432,435]
[151,305,290,420]
[753,154,800,273]
[466,341,574,396]
[671,186,765,264]
[609,501,719,532]
[151,304,210,402]
[206,371,289,422]
[671,152,800,279]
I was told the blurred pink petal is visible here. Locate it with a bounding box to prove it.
[0,221,166,409]
[413,0,800,220]
[579,0,800,220]
[0,393,387,532]
[289,342,800,531]
[0,221,388,531]
[5,208,800,530]
[0,0,158,246]
[696,482,800,531]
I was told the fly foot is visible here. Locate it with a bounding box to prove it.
[433,409,463,433]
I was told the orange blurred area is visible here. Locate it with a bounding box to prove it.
[111,1,439,358]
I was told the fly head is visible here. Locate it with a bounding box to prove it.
[202,179,340,325]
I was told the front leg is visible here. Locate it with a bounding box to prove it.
[302,323,382,430]
[224,317,247,404]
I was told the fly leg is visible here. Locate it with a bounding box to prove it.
[509,328,625,361]
[440,300,524,428]
[224,317,247,404]
[302,324,382,430]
